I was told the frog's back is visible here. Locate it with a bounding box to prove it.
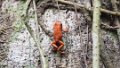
[53,21,62,41]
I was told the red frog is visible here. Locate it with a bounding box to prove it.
[51,21,67,54]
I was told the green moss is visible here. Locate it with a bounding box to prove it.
[9,1,27,41]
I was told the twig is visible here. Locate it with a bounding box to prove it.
[37,0,53,37]
[33,0,48,68]
[101,23,119,30]
[19,0,48,68]
[38,0,51,8]
[92,0,101,68]
[110,0,120,43]
[100,39,114,68]
[56,0,60,11]
[0,26,13,35]
[0,40,7,43]
[57,0,120,16]
[39,3,78,12]
[100,53,114,68]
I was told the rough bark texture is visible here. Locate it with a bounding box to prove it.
[0,0,120,68]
